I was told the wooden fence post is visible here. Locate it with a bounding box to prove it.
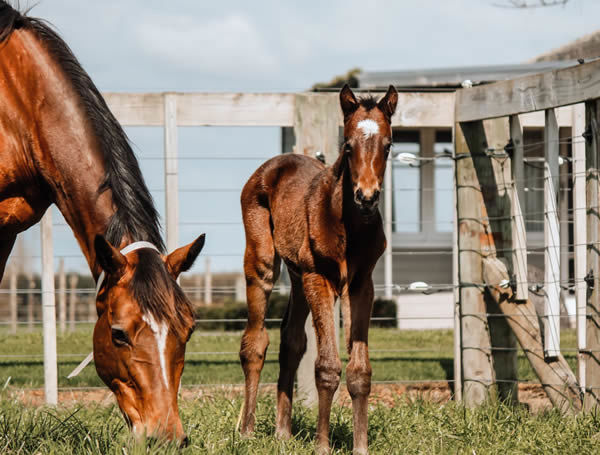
[204,256,212,305]
[294,93,340,406]
[41,211,57,405]
[164,93,179,256]
[585,99,600,409]
[459,117,582,412]
[544,108,561,357]
[572,103,587,396]
[9,264,17,334]
[27,274,35,331]
[58,258,66,333]
[455,123,496,406]
[68,274,78,332]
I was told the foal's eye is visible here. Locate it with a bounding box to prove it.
[111,327,130,347]
[344,143,352,154]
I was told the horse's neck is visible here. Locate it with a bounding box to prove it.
[12,30,118,278]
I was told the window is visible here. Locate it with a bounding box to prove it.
[434,131,453,232]
[392,131,420,232]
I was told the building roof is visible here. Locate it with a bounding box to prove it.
[531,29,600,63]
[358,61,575,90]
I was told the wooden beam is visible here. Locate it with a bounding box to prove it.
[456,60,600,122]
[544,109,561,358]
[455,124,496,406]
[103,92,456,127]
[585,100,600,410]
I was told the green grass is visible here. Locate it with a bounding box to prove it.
[0,327,578,388]
[1,394,600,454]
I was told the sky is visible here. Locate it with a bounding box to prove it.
[10,0,600,276]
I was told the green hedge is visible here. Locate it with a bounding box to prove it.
[195,294,396,330]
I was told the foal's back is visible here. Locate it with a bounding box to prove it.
[241,153,325,264]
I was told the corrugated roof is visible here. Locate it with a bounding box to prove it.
[358,61,575,89]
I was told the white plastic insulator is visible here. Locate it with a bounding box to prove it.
[499,279,510,289]
[408,281,431,292]
[395,152,418,165]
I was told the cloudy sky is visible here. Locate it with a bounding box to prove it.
[12,0,600,275]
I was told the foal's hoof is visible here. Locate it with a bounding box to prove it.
[315,444,332,455]
[275,428,292,441]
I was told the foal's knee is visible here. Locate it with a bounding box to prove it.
[240,328,269,370]
[315,357,342,393]
[346,362,372,398]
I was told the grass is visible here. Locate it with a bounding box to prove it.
[0,326,578,388]
[1,394,600,454]
[0,327,593,453]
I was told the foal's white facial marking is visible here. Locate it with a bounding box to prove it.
[142,313,169,390]
[357,119,379,139]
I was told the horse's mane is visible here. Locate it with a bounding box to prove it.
[0,1,165,253]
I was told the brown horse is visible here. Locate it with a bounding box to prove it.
[239,84,398,454]
[0,3,203,445]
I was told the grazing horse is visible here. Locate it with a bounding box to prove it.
[0,3,204,445]
[240,84,398,454]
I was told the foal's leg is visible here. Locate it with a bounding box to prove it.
[276,273,309,439]
[239,210,280,435]
[346,277,375,455]
[303,272,340,453]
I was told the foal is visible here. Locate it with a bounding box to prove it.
[239,85,397,454]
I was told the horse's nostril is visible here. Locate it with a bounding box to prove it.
[372,190,380,201]
[355,188,364,202]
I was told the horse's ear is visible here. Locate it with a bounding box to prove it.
[340,84,359,118]
[165,234,206,279]
[377,85,398,121]
[94,235,127,275]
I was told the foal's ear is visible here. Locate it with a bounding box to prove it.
[377,85,398,122]
[94,235,127,275]
[165,234,206,279]
[340,84,359,118]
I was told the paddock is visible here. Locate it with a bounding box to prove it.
[1,59,600,451]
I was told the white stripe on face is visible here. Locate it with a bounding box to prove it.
[142,313,169,390]
[357,119,379,139]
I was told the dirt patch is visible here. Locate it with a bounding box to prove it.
[9,382,552,411]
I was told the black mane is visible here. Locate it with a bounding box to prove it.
[0,2,165,253]
[133,250,195,334]
[358,95,378,111]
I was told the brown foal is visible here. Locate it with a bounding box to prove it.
[0,3,203,444]
[239,84,398,454]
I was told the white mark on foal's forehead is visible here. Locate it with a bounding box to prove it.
[142,313,169,390]
[357,119,379,139]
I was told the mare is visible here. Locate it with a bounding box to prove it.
[239,84,398,454]
[0,2,204,445]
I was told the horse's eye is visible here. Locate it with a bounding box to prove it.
[111,327,130,347]
[384,144,392,158]
[344,143,352,154]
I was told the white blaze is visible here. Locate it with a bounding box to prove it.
[357,119,379,139]
[142,313,170,390]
